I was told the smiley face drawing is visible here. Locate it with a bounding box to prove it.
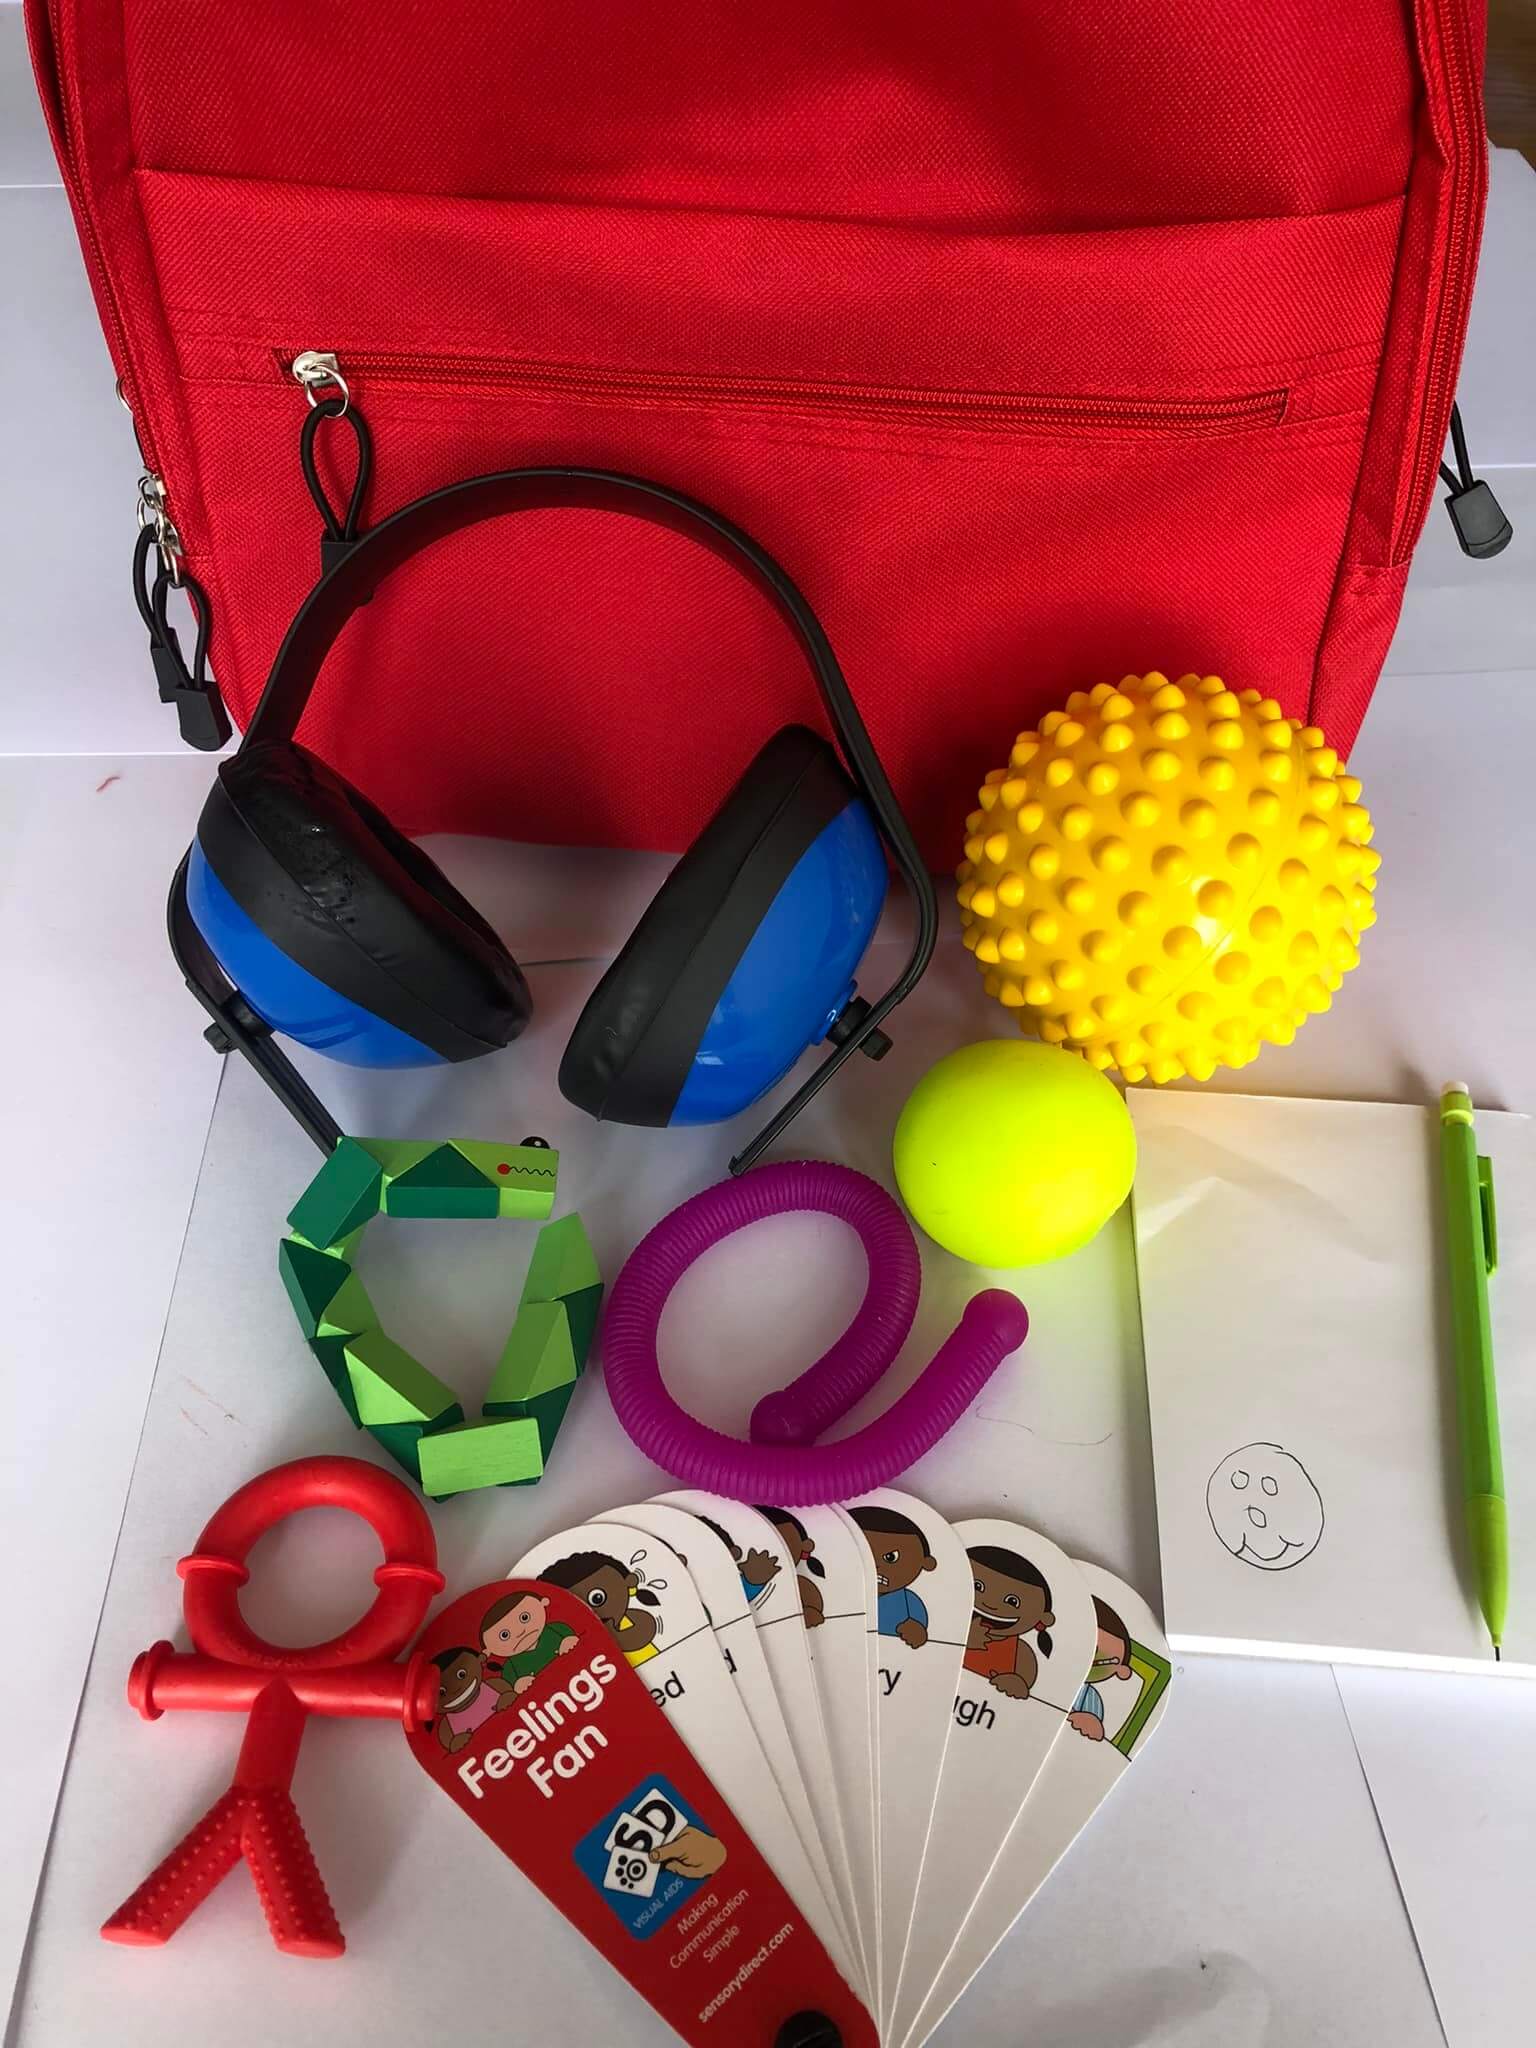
[1207,1443,1324,1569]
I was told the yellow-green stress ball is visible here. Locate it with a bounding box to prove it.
[893,1039,1136,1266]
[957,673,1378,1082]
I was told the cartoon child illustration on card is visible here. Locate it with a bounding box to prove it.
[1068,1596,1135,1740]
[1069,1593,1173,1756]
[429,1646,511,1754]
[480,1589,578,1695]
[755,1507,827,1628]
[693,1515,781,1611]
[850,1504,939,1647]
[541,1549,665,1666]
[962,1544,1056,1700]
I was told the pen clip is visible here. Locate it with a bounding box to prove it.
[1477,1155,1498,1276]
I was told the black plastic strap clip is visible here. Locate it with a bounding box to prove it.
[826,995,892,1060]
[1441,402,1512,560]
[300,395,374,586]
[1443,478,1512,561]
[133,525,231,751]
[319,532,359,577]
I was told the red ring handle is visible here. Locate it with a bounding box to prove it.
[178,1455,443,1671]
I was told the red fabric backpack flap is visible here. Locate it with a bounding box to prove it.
[27,1,1488,861]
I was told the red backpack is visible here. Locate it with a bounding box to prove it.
[28,0,1492,865]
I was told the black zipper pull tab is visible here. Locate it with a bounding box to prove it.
[133,520,231,752]
[1440,402,1512,560]
[292,351,374,583]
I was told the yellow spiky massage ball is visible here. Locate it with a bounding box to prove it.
[957,674,1378,1082]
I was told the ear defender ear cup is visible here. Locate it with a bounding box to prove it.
[559,725,887,1127]
[186,741,531,1067]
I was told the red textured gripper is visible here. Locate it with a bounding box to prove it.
[101,1788,250,1949]
[239,1788,344,1959]
[101,1785,343,1957]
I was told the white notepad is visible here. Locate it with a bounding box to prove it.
[1131,1090,1536,1677]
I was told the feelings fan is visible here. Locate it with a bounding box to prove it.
[451,1490,1176,2044]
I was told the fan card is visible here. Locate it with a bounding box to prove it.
[901,1566,1174,2048]
[658,1488,864,1973]
[888,1517,1097,2045]
[755,1502,882,2000]
[508,1519,859,1989]
[408,1577,875,2048]
[844,1488,972,2037]
[605,1497,847,1969]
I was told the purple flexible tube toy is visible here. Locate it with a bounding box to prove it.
[602,1162,1029,1505]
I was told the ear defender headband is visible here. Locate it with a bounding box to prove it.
[171,470,936,1170]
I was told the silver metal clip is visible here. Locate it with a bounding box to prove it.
[291,350,350,413]
[137,470,184,586]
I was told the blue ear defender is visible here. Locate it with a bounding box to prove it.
[184,736,531,1080]
[168,469,936,1170]
[184,842,451,1069]
[670,796,889,1126]
[559,724,891,1136]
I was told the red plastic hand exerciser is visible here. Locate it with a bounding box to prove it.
[102,1455,443,1958]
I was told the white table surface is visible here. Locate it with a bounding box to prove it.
[3,12,1534,2038]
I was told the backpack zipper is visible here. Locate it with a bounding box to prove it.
[1390,0,1487,563]
[281,348,1287,437]
[291,350,350,409]
[135,468,184,577]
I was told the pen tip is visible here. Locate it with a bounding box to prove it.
[1494,1644,1502,1662]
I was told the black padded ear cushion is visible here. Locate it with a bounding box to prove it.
[199,740,531,1059]
[560,725,857,1125]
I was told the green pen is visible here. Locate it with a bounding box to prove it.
[1439,1085,1507,1659]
